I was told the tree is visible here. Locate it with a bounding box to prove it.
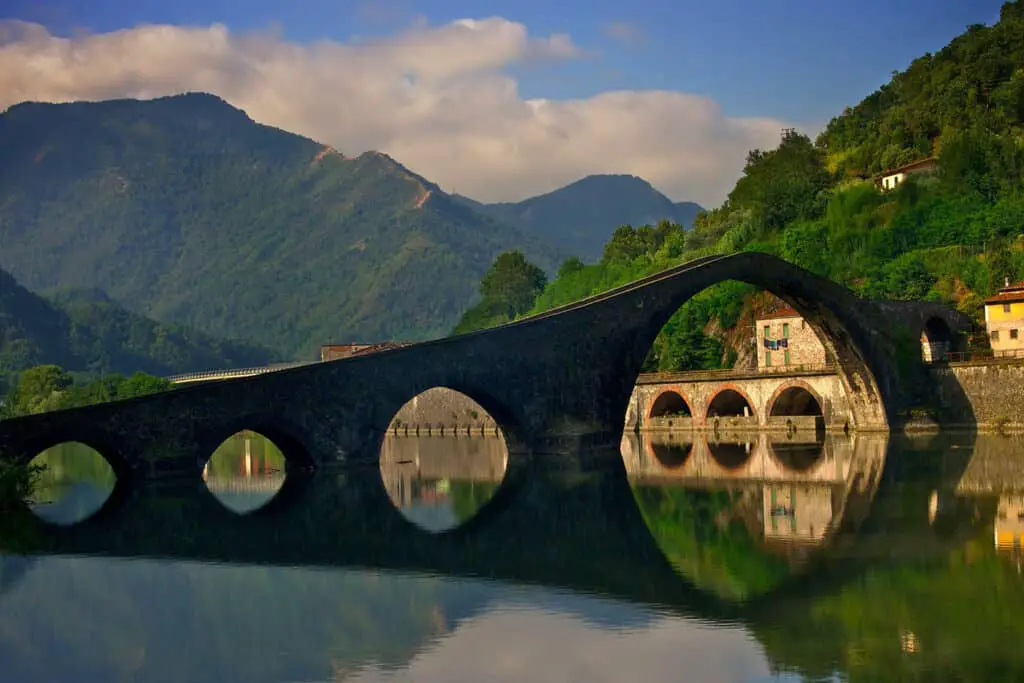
[4,365,72,416]
[557,257,586,279]
[727,130,833,234]
[478,251,548,320]
[453,251,548,333]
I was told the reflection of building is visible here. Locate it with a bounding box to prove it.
[985,279,1024,357]
[756,308,827,371]
[995,494,1024,550]
[762,484,834,541]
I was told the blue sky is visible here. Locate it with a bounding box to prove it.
[0,0,1009,204]
[7,0,1004,124]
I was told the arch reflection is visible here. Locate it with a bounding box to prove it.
[380,388,509,533]
[204,431,287,515]
[626,432,888,602]
[27,442,116,525]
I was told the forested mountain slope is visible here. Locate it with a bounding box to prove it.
[0,93,560,358]
[0,266,276,380]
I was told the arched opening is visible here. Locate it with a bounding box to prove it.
[708,440,755,470]
[649,391,692,419]
[921,316,953,362]
[27,442,116,525]
[204,430,287,514]
[706,389,755,419]
[381,387,509,533]
[651,439,694,469]
[770,386,823,417]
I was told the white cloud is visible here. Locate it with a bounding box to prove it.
[345,604,778,683]
[0,18,795,207]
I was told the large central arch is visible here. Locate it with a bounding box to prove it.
[596,253,897,435]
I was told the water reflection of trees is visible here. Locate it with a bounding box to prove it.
[756,534,1024,681]
[631,485,791,601]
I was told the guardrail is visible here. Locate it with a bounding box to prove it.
[166,361,317,384]
[637,362,838,384]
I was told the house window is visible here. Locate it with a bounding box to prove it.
[1005,303,1012,313]
[992,330,1001,342]
[782,323,790,338]
[1012,329,1020,340]
[784,350,791,366]
[764,325,771,339]
[765,351,772,366]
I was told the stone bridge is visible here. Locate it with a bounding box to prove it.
[0,252,970,480]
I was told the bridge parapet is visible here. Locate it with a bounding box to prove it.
[166,361,316,385]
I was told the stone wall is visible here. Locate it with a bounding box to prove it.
[389,387,498,430]
[928,362,1024,430]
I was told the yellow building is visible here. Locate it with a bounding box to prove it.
[984,279,1024,357]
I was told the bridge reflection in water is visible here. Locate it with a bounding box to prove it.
[4,430,1024,681]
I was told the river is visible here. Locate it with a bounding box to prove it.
[1,430,1022,681]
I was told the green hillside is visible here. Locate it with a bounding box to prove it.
[458,2,1024,374]
[0,93,561,358]
[0,266,276,384]
[457,174,703,263]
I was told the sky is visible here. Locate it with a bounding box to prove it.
[0,0,1008,207]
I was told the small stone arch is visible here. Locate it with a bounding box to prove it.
[705,385,759,423]
[13,428,132,481]
[921,316,954,362]
[648,389,693,419]
[768,381,826,419]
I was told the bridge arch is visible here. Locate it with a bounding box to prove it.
[595,252,915,433]
[648,389,693,419]
[768,382,826,419]
[13,428,132,481]
[378,386,512,535]
[199,416,315,474]
[705,386,758,423]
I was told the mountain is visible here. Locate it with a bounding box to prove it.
[0,266,276,378]
[457,175,703,262]
[0,93,561,358]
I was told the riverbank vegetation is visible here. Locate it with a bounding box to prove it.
[456,4,1024,371]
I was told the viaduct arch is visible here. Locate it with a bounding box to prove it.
[0,253,952,478]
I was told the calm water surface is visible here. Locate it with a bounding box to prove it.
[2,430,1023,682]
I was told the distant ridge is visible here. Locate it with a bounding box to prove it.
[457,174,703,262]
